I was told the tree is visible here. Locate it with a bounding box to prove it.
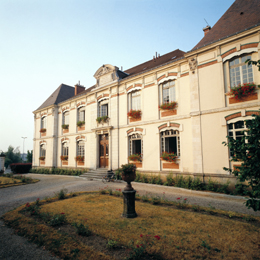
[26,150,33,163]
[4,146,22,168]
[223,112,260,211]
[246,59,260,71]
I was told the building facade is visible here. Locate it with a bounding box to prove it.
[33,0,260,181]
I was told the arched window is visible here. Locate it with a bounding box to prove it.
[129,133,143,156]
[161,80,175,104]
[77,140,85,157]
[77,107,85,122]
[161,130,180,156]
[224,54,254,90]
[130,90,141,110]
[98,100,108,117]
[62,142,69,156]
[40,143,46,158]
[41,116,46,129]
[63,111,69,125]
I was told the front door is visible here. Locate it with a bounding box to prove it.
[99,134,109,168]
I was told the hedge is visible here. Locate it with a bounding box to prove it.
[10,163,32,174]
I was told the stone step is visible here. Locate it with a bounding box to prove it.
[79,168,111,180]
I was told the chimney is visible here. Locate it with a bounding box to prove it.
[203,25,211,36]
[75,81,85,95]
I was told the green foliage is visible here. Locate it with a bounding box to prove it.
[96,116,109,123]
[62,124,69,129]
[73,223,91,236]
[26,150,33,163]
[49,213,67,226]
[77,121,85,127]
[114,168,122,180]
[4,146,22,168]
[121,163,136,175]
[30,167,86,176]
[55,189,68,200]
[245,58,260,71]
[223,112,260,211]
[106,239,118,249]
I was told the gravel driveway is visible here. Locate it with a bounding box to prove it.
[0,174,259,259]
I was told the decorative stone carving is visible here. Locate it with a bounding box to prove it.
[97,65,112,76]
[189,57,197,73]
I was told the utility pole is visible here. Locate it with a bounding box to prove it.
[21,137,27,162]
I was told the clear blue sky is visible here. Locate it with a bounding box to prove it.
[0,0,234,153]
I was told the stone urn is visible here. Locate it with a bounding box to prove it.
[121,163,136,191]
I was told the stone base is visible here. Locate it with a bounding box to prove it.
[122,190,137,218]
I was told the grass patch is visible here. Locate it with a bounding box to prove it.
[2,192,260,260]
[0,175,39,188]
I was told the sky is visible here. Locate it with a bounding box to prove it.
[0,0,235,154]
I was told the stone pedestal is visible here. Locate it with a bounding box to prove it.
[122,190,137,218]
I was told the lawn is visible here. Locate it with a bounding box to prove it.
[2,191,260,260]
[0,175,39,188]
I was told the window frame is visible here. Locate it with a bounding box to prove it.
[98,100,108,117]
[62,142,69,156]
[161,80,176,104]
[129,133,143,157]
[77,140,85,157]
[224,54,254,92]
[40,143,46,157]
[77,107,85,122]
[63,111,69,125]
[41,116,46,129]
[160,129,180,157]
[129,90,141,111]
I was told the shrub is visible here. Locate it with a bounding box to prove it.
[55,189,68,200]
[115,168,122,180]
[77,121,85,127]
[166,173,174,186]
[49,213,67,226]
[73,223,91,236]
[10,163,32,174]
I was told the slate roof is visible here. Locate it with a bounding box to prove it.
[124,49,185,77]
[192,0,260,50]
[35,84,74,111]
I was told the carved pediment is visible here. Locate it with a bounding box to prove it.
[94,64,119,88]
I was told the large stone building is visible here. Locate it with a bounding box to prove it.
[33,0,260,182]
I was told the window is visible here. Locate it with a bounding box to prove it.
[41,116,46,129]
[224,55,254,90]
[98,101,108,117]
[227,120,251,157]
[78,107,85,122]
[161,130,180,156]
[162,81,175,104]
[77,140,85,157]
[62,142,69,156]
[130,90,141,110]
[129,134,142,156]
[40,144,46,157]
[63,111,69,125]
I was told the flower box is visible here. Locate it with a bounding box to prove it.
[128,110,141,122]
[41,132,46,137]
[96,116,109,124]
[40,128,46,136]
[77,125,85,131]
[63,129,69,134]
[161,160,179,169]
[229,92,258,104]
[160,109,177,117]
[129,161,142,168]
[77,161,84,166]
[227,83,258,104]
[40,160,45,165]
[62,161,68,166]
[77,121,85,131]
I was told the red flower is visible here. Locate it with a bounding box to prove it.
[140,234,143,238]
[184,198,187,201]
[60,212,65,215]
[119,189,121,192]
[177,197,180,200]
[136,245,140,248]
[154,235,161,240]
[37,198,39,201]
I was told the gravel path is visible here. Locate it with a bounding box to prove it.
[0,174,259,259]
